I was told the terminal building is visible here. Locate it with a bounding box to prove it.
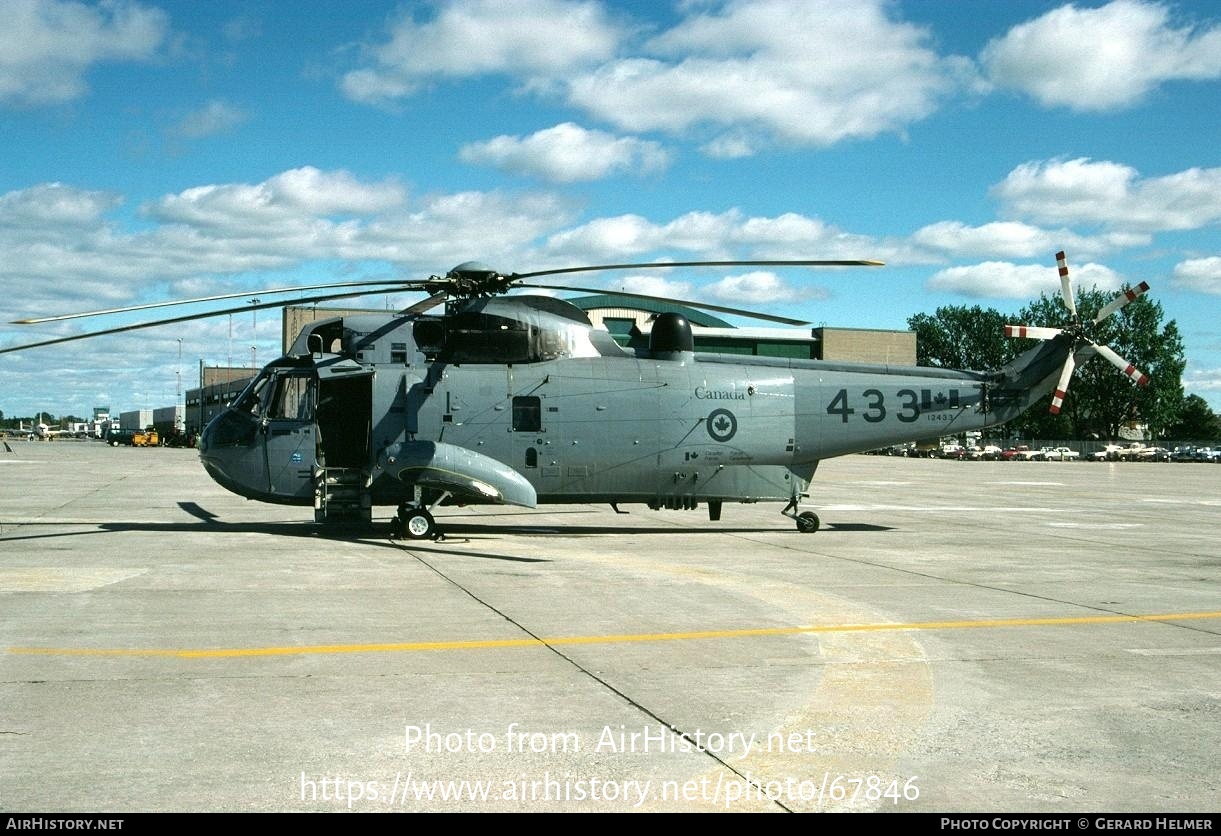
[184,366,256,435]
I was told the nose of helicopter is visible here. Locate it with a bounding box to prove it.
[195,408,265,501]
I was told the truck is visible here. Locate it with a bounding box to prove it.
[132,428,160,447]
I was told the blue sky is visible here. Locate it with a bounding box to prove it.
[1,0,1219,419]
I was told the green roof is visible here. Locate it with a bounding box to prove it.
[565,294,732,328]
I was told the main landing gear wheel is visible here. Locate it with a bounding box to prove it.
[395,506,435,540]
[795,511,820,534]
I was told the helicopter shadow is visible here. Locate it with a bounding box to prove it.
[437,521,894,536]
[0,504,546,564]
[0,502,888,561]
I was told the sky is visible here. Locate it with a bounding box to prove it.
[1,0,1219,421]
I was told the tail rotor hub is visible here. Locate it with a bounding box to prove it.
[1004,251,1152,414]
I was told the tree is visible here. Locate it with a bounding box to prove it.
[1165,394,1221,441]
[907,305,1015,371]
[909,286,1186,440]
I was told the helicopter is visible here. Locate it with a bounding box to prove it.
[5,252,1150,540]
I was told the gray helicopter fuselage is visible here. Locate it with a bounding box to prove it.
[198,295,1067,514]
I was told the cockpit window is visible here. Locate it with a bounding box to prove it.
[268,373,316,421]
[232,372,273,416]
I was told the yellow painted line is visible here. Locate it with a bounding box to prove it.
[9,610,1220,660]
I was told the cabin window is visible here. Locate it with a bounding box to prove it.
[512,396,541,432]
[525,447,538,468]
[446,312,532,363]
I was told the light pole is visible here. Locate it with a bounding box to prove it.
[248,298,260,372]
[176,338,183,433]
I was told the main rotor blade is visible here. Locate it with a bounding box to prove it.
[1056,251,1078,320]
[1004,325,1064,340]
[516,282,810,326]
[1092,342,1149,386]
[1093,281,1150,324]
[11,278,419,325]
[0,287,417,355]
[1049,354,1075,415]
[400,291,448,316]
[510,259,883,282]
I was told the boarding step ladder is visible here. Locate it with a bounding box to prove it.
[313,466,372,524]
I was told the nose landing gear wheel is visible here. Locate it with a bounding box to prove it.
[395,507,436,540]
[795,511,820,533]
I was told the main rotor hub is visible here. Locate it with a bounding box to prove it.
[445,261,507,298]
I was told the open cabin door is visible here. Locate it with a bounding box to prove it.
[315,359,374,469]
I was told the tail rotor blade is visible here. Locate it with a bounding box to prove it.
[1093,281,1150,324]
[1049,354,1075,415]
[1056,251,1078,320]
[1093,342,1149,386]
[1005,325,1064,340]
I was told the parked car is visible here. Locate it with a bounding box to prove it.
[105,428,136,447]
[1172,446,1219,462]
[1137,446,1171,462]
[1172,446,1199,462]
[1040,446,1080,461]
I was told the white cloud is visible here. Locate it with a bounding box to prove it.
[981,0,1221,111]
[699,132,759,160]
[359,191,572,265]
[339,0,623,105]
[614,275,694,299]
[0,182,121,227]
[565,0,970,153]
[459,122,671,182]
[909,220,1148,260]
[543,208,884,263]
[339,0,973,154]
[0,0,168,105]
[913,221,1063,259]
[338,68,417,104]
[1172,256,1221,294]
[928,260,1122,299]
[545,213,667,258]
[705,270,818,305]
[148,167,407,228]
[992,158,1221,232]
[0,171,578,330]
[170,100,248,140]
[1183,365,1221,395]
